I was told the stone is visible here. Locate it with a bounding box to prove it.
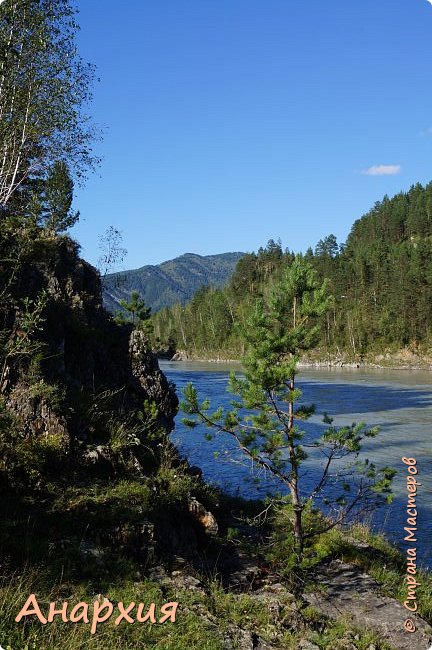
[331,641,357,650]
[187,465,203,479]
[170,350,188,361]
[224,627,275,650]
[2,237,178,453]
[6,383,69,443]
[187,497,218,535]
[79,540,105,565]
[129,329,178,426]
[305,560,432,650]
[299,641,320,650]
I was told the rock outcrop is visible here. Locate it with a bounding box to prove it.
[1,236,177,447]
[306,560,432,650]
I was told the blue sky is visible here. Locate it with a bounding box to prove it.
[72,0,432,269]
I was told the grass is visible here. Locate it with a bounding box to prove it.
[0,567,402,650]
[0,572,225,650]
[1,471,430,649]
[260,504,432,626]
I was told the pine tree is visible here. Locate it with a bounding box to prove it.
[182,256,395,567]
[119,291,151,326]
[42,161,79,233]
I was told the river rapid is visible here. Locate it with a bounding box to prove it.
[160,361,432,568]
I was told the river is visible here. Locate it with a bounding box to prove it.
[160,360,432,568]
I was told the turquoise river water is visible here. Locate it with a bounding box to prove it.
[161,361,432,568]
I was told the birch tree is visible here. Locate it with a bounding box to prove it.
[0,0,97,208]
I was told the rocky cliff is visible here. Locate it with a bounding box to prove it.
[0,233,177,474]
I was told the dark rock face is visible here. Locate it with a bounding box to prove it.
[129,329,178,427]
[2,236,178,444]
[5,383,70,443]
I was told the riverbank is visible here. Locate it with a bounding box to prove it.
[164,347,432,371]
[163,361,432,570]
[2,507,431,650]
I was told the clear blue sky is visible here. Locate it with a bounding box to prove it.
[72,0,432,270]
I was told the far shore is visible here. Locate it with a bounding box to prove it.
[160,349,432,372]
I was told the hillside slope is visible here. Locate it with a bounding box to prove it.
[103,252,244,313]
[151,182,432,361]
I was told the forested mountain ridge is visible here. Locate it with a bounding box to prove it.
[152,183,432,363]
[103,251,244,313]
[326,182,432,355]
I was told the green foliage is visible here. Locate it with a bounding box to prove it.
[27,379,65,410]
[0,399,67,489]
[0,571,225,650]
[314,233,340,258]
[70,386,168,471]
[0,0,98,207]
[0,289,49,392]
[182,256,395,566]
[0,0,97,493]
[42,161,80,233]
[306,184,432,356]
[151,243,293,356]
[119,290,151,327]
[104,252,244,317]
[154,184,432,360]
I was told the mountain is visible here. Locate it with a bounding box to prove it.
[151,183,432,361]
[102,251,245,313]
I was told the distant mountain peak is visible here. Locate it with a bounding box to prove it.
[103,251,244,314]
